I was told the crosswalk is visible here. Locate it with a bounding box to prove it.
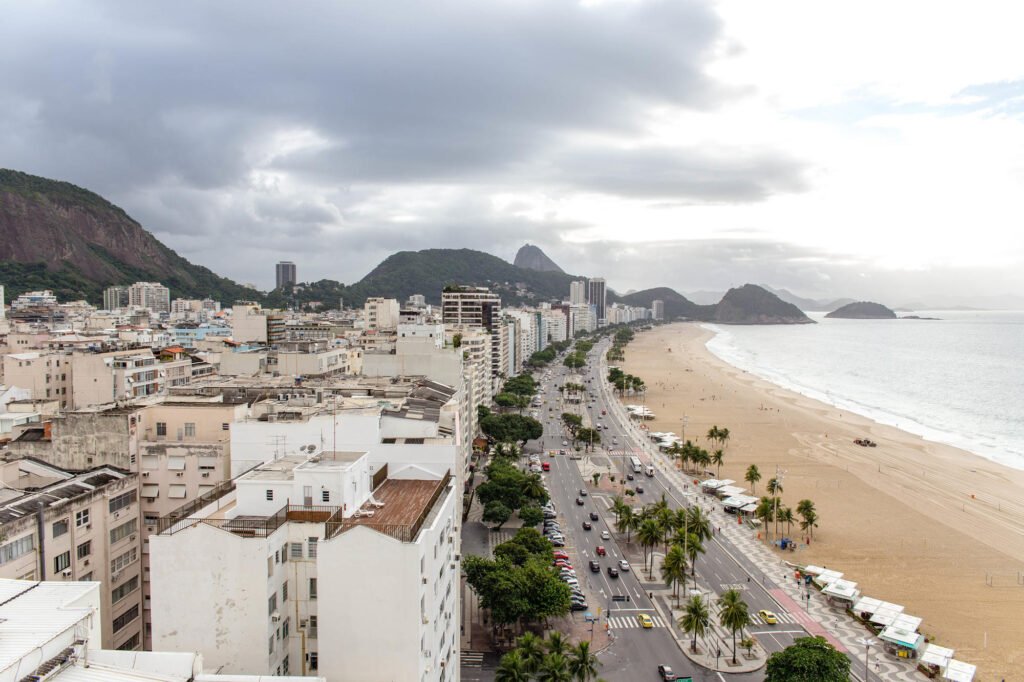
[461,652,484,668]
[606,614,668,629]
[748,610,798,625]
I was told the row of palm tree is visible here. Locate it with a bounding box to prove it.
[664,440,716,476]
[677,589,752,664]
[495,631,601,682]
[753,491,819,540]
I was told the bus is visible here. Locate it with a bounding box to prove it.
[629,456,642,473]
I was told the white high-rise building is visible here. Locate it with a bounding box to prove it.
[151,452,458,681]
[652,299,665,320]
[364,297,400,330]
[569,280,587,306]
[128,282,170,313]
[0,283,5,320]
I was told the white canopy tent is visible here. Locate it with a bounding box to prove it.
[943,659,977,682]
[852,596,882,615]
[821,579,861,604]
[920,643,954,670]
[869,602,905,626]
[812,569,844,586]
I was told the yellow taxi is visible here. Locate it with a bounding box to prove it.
[637,613,654,629]
[758,609,777,625]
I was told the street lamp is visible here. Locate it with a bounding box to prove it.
[857,637,877,681]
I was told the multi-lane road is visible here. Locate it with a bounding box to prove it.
[521,343,811,681]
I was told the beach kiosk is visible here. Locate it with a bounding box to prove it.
[821,579,861,609]
[809,568,844,588]
[721,494,759,515]
[869,602,906,627]
[920,643,955,678]
[942,659,977,682]
[852,596,882,621]
[700,478,734,495]
[879,624,925,660]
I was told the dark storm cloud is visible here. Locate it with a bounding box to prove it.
[0,0,810,287]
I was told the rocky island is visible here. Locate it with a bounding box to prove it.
[825,301,898,319]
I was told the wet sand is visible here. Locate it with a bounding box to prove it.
[620,322,1024,679]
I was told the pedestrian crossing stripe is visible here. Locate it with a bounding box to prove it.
[606,615,667,629]
[461,652,484,666]
[749,611,797,625]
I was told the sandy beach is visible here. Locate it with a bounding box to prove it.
[620,322,1024,680]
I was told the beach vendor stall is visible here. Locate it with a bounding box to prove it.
[879,622,925,660]
[700,478,734,494]
[920,643,955,678]
[942,659,977,682]
[821,578,861,609]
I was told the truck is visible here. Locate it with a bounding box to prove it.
[645,465,655,477]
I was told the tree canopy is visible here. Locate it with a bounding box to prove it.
[764,636,851,682]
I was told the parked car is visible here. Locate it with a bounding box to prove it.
[553,551,569,560]
[570,602,588,612]
[551,538,565,547]
[607,566,619,578]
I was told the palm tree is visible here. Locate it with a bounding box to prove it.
[546,631,568,658]
[679,593,710,653]
[685,505,712,543]
[779,506,795,538]
[796,499,815,522]
[536,652,573,682]
[615,506,636,542]
[660,544,688,605]
[694,448,711,475]
[755,497,775,539]
[610,495,628,524]
[637,518,662,578]
[766,477,784,537]
[495,650,532,682]
[706,425,720,447]
[711,449,724,478]
[657,506,676,556]
[515,632,545,674]
[744,464,761,495]
[653,491,670,514]
[522,473,546,501]
[567,640,600,682]
[718,427,730,452]
[800,509,819,538]
[683,532,705,587]
[716,589,751,664]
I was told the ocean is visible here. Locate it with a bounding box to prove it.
[702,311,1024,471]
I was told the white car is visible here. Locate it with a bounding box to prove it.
[562,440,568,446]
[600,530,611,540]
[618,560,631,572]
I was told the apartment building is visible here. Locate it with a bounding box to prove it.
[587,277,607,323]
[0,577,325,681]
[363,297,400,330]
[441,287,499,332]
[0,460,143,650]
[151,452,458,681]
[233,304,286,344]
[104,285,130,311]
[276,261,297,289]
[2,351,72,408]
[128,282,171,314]
[652,299,665,320]
[271,341,363,377]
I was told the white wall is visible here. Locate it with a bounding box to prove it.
[230,414,381,475]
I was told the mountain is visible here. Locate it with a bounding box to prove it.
[343,248,580,307]
[615,287,712,321]
[762,285,855,312]
[684,289,727,305]
[825,301,897,319]
[513,244,565,273]
[712,284,814,324]
[0,169,257,305]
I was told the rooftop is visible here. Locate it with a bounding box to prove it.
[0,465,129,525]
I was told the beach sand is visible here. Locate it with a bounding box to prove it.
[620,322,1024,680]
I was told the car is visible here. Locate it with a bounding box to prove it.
[575,497,584,506]
[635,486,644,494]
[759,609,777,625]
[582,521,592,531]
[562,440,568,446]
[542,462,550,471]
[547,534,564,542]
[618,560,630,572]
[637,613,654,628]
[595,545,606,556]
[607,566,619,578]
[543,512,557,519]
[579,488,587,496]
[626,473,634,480]
[551,538,565,547]
[589,511,599,521]
[553,551,568,560]
[570,602,588,612]
[555,561,571,569]
[549,407,553,411]
[563,578,578,586]
[600,530,610,540]
[657,664,677,680]
[549,450,556,457]
[589,560,600,572]
[561,570,576,578]
[601,410,606,415]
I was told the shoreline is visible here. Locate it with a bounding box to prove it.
[620,322,1024,680]
[702,321,1024,472]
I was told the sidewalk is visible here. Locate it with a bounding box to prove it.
[595,341,927,682]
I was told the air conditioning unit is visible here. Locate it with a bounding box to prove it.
[202,473,210,478]
[176,472,183,477]
[83,559,89,566]
[271,611,281,622]
[62,569,72,577]
[450,562,456,569]
[423,650,432,658]
[142,472,149,477]
[422,577,428,584]
[454,554,460,561]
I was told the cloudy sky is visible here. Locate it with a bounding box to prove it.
[2,0,1023,304]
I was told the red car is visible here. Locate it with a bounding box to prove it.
[542,462,550,471]
[553,551,569,560]
[595,546,606,556]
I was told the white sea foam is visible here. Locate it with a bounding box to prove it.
[700,311,1024,470]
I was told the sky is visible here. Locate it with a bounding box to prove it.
[2,0,1023,305]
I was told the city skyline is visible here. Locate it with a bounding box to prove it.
[1,2,1023,302]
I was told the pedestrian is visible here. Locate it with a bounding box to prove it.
[874,658,880,672]
[834,618,838,629]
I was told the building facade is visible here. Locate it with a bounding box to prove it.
[276,261,297,289]
[587,278,607,324]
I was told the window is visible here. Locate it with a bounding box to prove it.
[266,489,274,501]
[53,519,69,538]
[75,509,90,528]
[268,593,277,616]
[222,422,230,430]
[54,551,71,573]
[321,490,330,502]
[309,615,318,638]
[281,544,288,563]
[309,578,317,600]
[79,572,93,581]
[112,604,139,633]
[112,575,139,603]
[110,519,136,543]
[282,655,289,675]
[309,652,318,670]
[144,514,159,526]
[184,422,196,437]
[117,632,140,650]
[282,617,290,637]
[307,537,318,558]
[282,581,288,601]
[109,491,137,514]
[156,422,166,436]
[269,636,275,655]
[77,541,91,560]
[111,548,138,573]
[290,542,303,559]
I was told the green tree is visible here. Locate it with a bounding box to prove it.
[660,544,688,605]
[495,650,532,682]
[764,636,850,682]
[637,518,662,578]
[779,506,795,538]
[568,640,600,682]
[717,589,752,664]
[561,412,583,435]
[755,496,776,539]
[799,510,819,539]
[494,392,520,410]
[518,504,544,528]
[522,473,548,503]
[563,354,585,370]
[767,478,784,536]
[575,428,601,452]
[536,652,573,682]
[483,500,513,529]
[615,506,637,543]
[683,532,705,586]
[546,631,568,658]
[515,632,546,673]
[745,464,762,495]
[679,593,711,653]
[712,449,725,478]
